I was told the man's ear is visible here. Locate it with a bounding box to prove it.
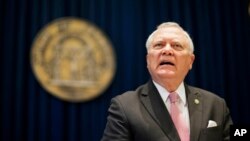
[189,54,195,70]
[146,54,149,68]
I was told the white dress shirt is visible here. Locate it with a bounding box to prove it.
[153,81,190,130]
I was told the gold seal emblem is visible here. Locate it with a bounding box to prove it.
[31,17,116,102]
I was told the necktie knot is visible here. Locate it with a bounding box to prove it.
[169,92,179,103]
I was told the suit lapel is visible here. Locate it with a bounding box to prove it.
[140,81,180,141]
[186,85,203,141]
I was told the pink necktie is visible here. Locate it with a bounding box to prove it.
[169,92,189,141]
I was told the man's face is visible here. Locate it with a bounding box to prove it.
[146,27,195,83]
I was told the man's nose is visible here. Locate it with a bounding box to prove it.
[161,44,173,55]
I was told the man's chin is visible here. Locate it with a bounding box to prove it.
[157,71,176,78]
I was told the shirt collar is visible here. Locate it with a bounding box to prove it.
[153,81,187,105]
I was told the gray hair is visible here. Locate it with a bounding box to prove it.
[145,22,194,53]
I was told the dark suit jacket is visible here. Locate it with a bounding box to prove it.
[101,80,233,141]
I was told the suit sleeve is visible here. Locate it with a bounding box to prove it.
[101,97,132,141]
[222,99,233,141]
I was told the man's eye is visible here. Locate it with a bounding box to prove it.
[153,43,163,48]
[171,43,183,50]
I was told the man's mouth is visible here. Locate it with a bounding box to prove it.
[159,61,175,66]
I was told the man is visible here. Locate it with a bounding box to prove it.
[101,22,233,141]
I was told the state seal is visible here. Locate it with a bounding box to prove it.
[31,17,116,102]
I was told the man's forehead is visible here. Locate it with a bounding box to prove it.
[153,27,187,41]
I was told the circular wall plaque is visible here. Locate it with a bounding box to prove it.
[31,17,116,102]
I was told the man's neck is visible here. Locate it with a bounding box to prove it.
[153,79,183,92]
